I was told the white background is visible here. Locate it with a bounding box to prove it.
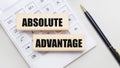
[0,0,120,68]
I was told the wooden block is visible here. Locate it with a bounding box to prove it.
[16,14,68,31]
[33,34,84,51]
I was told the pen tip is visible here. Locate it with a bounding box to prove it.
[80,5,87,12]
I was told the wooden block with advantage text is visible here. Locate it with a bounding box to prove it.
[33,34,85,51]
[16,14,68,31]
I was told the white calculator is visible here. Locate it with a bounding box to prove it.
[0,0,96,68]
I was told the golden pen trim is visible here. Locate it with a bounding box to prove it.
[115,49,120,56]
[80,5,87,12]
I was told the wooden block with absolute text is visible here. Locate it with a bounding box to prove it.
[16,14,68,31]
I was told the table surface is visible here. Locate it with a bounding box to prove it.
[0,0,120,68]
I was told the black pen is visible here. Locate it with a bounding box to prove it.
[80,5,120,65]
